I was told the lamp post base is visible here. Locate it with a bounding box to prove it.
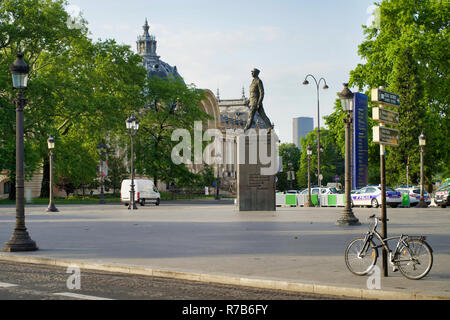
[304,200,314,207]
[128,202,138,210]
[2,229,38,252]
[416,201,428,208]
[46,204,59,213]
[337,209,361,226]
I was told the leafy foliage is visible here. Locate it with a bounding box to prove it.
[0,0,147,198]
[325,0,449,187]
[276,143,301,191]
[133,76,210,187]
[296,129,344,188]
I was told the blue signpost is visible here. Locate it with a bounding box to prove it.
[352,93,369,190]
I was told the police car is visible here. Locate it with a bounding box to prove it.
[395,187,431,206]
[435,182,450,208]
[351,185,402,208]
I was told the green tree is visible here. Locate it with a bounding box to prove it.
[296,129,344,188]
[53,136,97,198]
[0,0,147,198]
[0,0,85,198]
[104,153,128,196]
[276,143,301,191]
[134,76,210,187]
[349,0,449,187]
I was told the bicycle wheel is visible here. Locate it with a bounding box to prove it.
[395,239,433,280]
[345,238,378,276]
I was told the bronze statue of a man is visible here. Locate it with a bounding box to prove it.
[244,68,273,132]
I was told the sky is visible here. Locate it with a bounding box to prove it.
[67,0,377,143]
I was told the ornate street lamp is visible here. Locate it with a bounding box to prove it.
[3,53,38,251]
[97,143,108,204]
[304,145,314,207]
[303,75,329,187]
[417,132,428,208]
[126,115,139,210]
[46,136,58,212]
[337,83,360,226]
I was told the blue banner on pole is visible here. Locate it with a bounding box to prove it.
[353,93,369,189]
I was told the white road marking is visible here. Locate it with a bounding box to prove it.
[0,282,18,288]
[53,292,114,300]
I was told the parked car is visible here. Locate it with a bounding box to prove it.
[351,185,402,208]
[299,187,340,195]
[326,182,343,191]
[435,184,450,208]
[121,179,160,206]
[395,187,431,206]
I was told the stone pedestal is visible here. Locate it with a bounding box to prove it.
[237,133,276,211]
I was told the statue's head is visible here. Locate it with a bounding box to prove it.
[251,68,260,77]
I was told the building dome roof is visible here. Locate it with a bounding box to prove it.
[137,18,183,81]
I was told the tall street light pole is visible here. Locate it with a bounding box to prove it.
[337,83,360,226]
[2,53,38,252]
[303,75,329,187]
[46,136,58,213]
[126,115,139,210]
[97,143,108,204]
[304,145,314,207]
[417,132,428,208]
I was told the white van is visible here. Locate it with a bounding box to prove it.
[121,179,160,206]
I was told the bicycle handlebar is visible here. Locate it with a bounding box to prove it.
[368,214,389,222]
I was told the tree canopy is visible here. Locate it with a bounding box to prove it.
[133,76,210,188]
[326,0,449,187]
[0,0,148,198]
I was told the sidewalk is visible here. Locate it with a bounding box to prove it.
[0,201,449,300]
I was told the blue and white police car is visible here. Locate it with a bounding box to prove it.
[351,185,402,208]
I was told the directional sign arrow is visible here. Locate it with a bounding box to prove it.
[372,88,400,108]
[373,107,399,125]
[373,126,399,146]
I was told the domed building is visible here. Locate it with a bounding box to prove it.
[137,19,182,80]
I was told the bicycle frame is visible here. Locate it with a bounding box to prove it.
[360,217,409,261]
[347,215,433,279]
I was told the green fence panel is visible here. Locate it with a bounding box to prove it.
[328,194,337,206]
[402,193,410,207]
[286,194,297,206]
[311,194,318,206]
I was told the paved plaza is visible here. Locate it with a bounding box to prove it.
[0,200,449,299]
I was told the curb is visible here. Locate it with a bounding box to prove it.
[0,254,448,300]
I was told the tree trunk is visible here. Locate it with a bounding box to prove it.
[40,157,50,198]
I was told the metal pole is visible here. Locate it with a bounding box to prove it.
[417,146,427,208]
[129,134,137,210]
[46,150,58,212]
[420,147,424,202]
[380,141,388,277]
[306,155,312,207]
[100,159,105,204]
[2,91,38,252]
[317,85,321,188]
[337,113,360,226]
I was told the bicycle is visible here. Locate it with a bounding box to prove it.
[345,214,433,280]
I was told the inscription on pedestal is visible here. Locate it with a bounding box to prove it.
[248,174,271,190]
[237,134,276,211]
